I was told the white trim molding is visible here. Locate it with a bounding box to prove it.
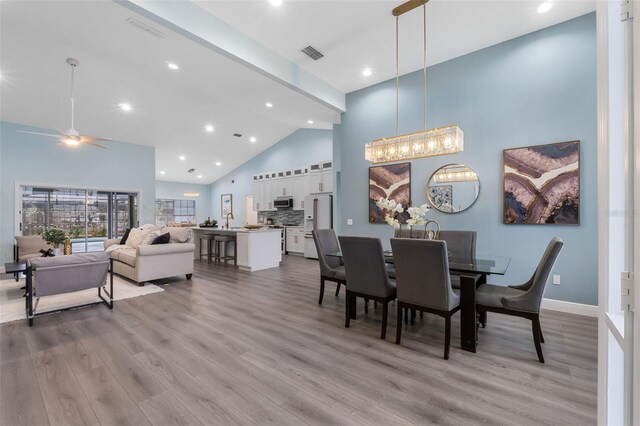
[541,298,598,317]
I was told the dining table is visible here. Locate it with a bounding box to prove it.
[327,250,511,353]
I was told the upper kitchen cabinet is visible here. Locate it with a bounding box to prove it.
[308,161,333,194]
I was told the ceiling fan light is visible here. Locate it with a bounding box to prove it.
[62,137,80,146]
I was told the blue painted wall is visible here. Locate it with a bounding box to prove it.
[156,181,213,224]
[0,121,156,261]
[210,128,332,226]
[334,13,597,305]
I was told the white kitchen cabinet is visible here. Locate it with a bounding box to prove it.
[308,170,333,194]
[286,228,305,254]
[277,179,294,197]
[291,176,307,210]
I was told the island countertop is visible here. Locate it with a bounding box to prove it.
[191,227,282,234]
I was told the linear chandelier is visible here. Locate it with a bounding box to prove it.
[433,165,478,183]
[365,0,464,164]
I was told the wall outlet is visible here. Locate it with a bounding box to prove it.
[346,218,353,225]
[552,275,561,285]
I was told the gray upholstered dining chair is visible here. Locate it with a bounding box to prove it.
[312,229,346,304]
[338,236,396,339]
[391,238,460,359]
[475,237,564,363]
[438,230,477,290]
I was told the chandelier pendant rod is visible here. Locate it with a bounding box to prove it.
[423,4,427,131]
[70,63,75,131]
[396,16,399,136]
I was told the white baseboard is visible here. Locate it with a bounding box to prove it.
[541,298,598,317]
[0,267,5,274]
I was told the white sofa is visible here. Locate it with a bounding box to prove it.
[104,226,195,285]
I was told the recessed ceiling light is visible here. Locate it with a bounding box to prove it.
[215,161,222,166]
[167,62,179,70]
[537,2,553,13]
[178,155,186,161]
[159,171,166,175]
[205,124,214,133]
[119,103,132,111]
[307,120,314,124]
[184,192,199,197]
[362,68,372,77]
[269,0,283,6]
[249,137,257,143]
[265,102,273,108]
[197,175,203,179]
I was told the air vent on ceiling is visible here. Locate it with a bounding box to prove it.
[125,18,166,39]
[233,133,242,137]
[188,168,195,174]
[301,45,324,61]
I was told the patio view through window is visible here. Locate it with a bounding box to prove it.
[21,186,138,253]
[155,199,196,227]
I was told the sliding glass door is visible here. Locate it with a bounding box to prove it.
[20,186,138,253]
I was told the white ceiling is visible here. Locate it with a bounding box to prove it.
[196,0,596,93]
[1,0,596,186]
[0,0,340,184]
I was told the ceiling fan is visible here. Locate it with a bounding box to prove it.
[17,58,111,149]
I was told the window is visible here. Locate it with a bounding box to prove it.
[21,186,137,253]
[155,199,196,227]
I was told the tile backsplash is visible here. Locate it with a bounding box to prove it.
[258,209,304,226]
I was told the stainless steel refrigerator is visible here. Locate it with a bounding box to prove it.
[304,194,333,259]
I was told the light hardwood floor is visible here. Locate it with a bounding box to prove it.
[1,255,597,425]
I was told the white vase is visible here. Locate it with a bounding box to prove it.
[53,248,61,256]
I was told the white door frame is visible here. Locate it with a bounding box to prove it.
[597,1,638,424]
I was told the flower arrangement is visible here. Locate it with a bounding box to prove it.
[376,197,431,229]
[42,227,67,248]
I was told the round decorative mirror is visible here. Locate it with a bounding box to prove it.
[426,164,480,213]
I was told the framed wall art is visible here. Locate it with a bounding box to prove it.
[221,193,233,217]
[503,140,580,225]
[369,162,411,223]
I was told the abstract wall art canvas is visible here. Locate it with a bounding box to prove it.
[369,162,411,223]
[221,193,233,217]
[428,185,453,209]
[503,140,580,225]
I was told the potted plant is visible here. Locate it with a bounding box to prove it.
[42,228,67,255]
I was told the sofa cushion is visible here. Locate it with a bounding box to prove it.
[126,228,152,248]
[119,228,131,245]
[141,230,162,246]
[161,227,191,243]
[152,232,171,245]
[112,248,137,267]
[15,235,53,259]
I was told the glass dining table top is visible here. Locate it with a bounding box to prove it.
[327,251,511,276]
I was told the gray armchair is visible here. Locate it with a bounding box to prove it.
[312,229,346,304]
[438,230,477,290]
[391,238,460,359]
[338,236,397,339]
[26,252,113,326]
[475,237,564,363]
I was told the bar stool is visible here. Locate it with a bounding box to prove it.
[214,235,237,266]
[199,234,216,263]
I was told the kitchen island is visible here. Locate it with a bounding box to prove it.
[192,227,282,272]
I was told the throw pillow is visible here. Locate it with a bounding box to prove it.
[151,232,170,245]
[141,230,162,246]
[125,227,152,248]
[119,228,131,245]
[161,226,191,243]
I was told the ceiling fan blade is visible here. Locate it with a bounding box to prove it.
[82,140,109,150]
[16,130,62,139]
[79,135,113,143]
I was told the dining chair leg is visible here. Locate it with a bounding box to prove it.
[318,278,325,305]
[396,303,403,344]
[404,308,408,325]
[374,300,377,309]
[381,302,388,339]
[444,315,452,360]
[479,310,487,328]
[335,283,341,297]
[420,310,424,319]
[410,309,416,325]
[364,299,369,314]
[345,293,351,328]
[532,317,545,363]
[536,316,545,343]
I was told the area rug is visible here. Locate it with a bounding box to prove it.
[0,276,164,324]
